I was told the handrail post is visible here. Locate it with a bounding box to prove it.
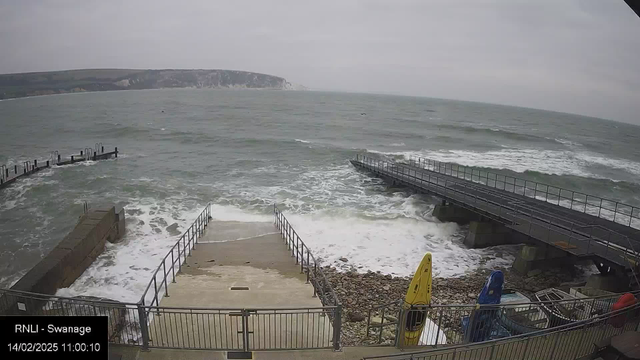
[178,237,183,273]
[153,276,159,306]
[171,249,176,283]
[312,263,318,297]
[333,304,342,351]
[184,233,188,260]
[298,237,302,269]
[163,261,169,297]
[306,251,310,283]
[137,302,150,351]
[434,308,443,347]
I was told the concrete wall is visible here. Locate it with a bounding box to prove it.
[1,205,125,314]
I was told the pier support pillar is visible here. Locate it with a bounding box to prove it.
[512,244,572,275]
[432,203,480,225]
[464,221,513,248]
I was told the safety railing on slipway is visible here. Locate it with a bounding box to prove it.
[273,204,343,349]
[365,291,640,347]
[273,204,342,309]
[137,203,342,351]
[405,155,640,230]
[353,155,640,274]
[363,302,640,360]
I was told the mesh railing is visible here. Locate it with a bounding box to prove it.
[363,301,640,360]
[366,291,640,346]
[366,291,637,347]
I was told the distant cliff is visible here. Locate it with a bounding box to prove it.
[0,69,306,100]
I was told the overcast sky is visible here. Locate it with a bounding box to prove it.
[1,0,639,123]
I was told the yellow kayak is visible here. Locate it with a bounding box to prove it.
[403,252,433,346]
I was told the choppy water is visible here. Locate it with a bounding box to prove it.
[1,89,640,302]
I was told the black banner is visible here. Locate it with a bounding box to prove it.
[1,316,108,359]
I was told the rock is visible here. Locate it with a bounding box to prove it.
[207,259,215,263]
[468,293,476,299]
[381,329,395,341]
[383,285,390,291]
[166,223,181,236]
[527,269,542,277]
[384,315,398,323]
[339,257,349,262]
[347,312,366,322]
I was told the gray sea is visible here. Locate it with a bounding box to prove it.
[1,89,639,302]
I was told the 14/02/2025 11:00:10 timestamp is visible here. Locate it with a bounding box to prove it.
[2,316,108,359]
[7,342,101,352]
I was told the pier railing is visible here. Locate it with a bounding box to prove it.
[273,204,342,350]
[405,155,640,230]
[363,301,640,360]
[140,203,212,307]
[365,291,639,347]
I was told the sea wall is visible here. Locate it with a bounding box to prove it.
[1,205,125,314]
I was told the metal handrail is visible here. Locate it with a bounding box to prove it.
[273,204,341,307]
[273,204,342,350]
[354,155,640,270]
[366,290,640,312]
[363,301,640,359]
[139,203,212,306]
[407,155,640,229]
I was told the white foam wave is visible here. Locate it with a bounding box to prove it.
[0,169,58,210]
[287,212,518,277]
[54,202,275,303]
[294,139,311,144]
[56,160,99,168]
[209,204,272,222]
[203,164,521,277]
[553,138,582,147]
[389,142,406,147]
[56,199,206,302]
